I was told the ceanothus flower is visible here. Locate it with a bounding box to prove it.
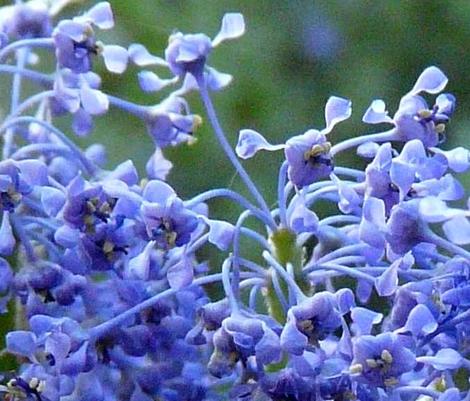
[52,69,109,136]
[53,2,128,74]
[350,332,416,388]
[363,66,456,147]
[236,96,352,188]
[141,180,198,249]
[280,290,353,355]
[164,13,245,79]
[0,1,51,40]
[143,95,202,148]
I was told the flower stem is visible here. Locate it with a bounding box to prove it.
[196,76,275,226]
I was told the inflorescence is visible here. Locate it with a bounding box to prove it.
[0,2,468,401]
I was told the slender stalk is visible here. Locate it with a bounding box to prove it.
[196,75,275,225]
[0,65,52,86]
[278,161,289,227]
[1,117,96,175]
[185,188,274,230]
[3,48,28,159]
[89,273,226,341]
[330,129,396,157]
[0,38,54,62]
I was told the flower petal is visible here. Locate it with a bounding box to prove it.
[418,348,462,370]
[41,186,66,217]
[409,66,448,95]
[443,216,470,245]
[138,71,177,92]
[102,45,128,74]
[146,148,173,181]
[86,2,114,29]
[80,85,109,115]
[167,256,194,289]
[398,304,437,336]
[0,212,15,256]
[206,67,233,91]
[362,99,394,124]
[235,129,283,159]
[323,96,352,134]
[128,43,167,66]
[212,13,245,47]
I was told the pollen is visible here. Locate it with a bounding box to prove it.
[381,349,393,364]
[304,142,332,161]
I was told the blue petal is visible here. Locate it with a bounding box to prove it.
[280,318,307,355]
[362,99,394,124]
[418,348,462,370]
[72,108,93,136]
[357,141,380,158]
[45,332,71,367]
[54,225,80,248]
[236,129,283,159]
[146,148,173,180]
[435,93,456,115]
[323,96,352,134]
[202,217,235,251]
[142,180,175,203]
[418,197,458,223]
[167,256,194,289]
[443,216,470,245]
[350,307,383,336]
[205,67,233,91]
[335,288,355,314]
[138,71,177,92]
[255,325,281,364]
[85,2,114,29]
[288,201,319,234]
[85,144,107,166]
[375,263,398,296]
[106,160,138,186]
[212,13,245,47]
[102,45,128,74]
[17,159,48,186]
[6,330,36,358]
[409,66,448,95]
[80,84,109,115]
[0,212,15,256]
[41,186,66,217]
[128,43,167,66]
[431,147,470,173]
[127,241,154,280]
[399,304,437,336]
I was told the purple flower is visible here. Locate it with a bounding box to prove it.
[141,180,198,248]
[364,143,399,213]
[386,200,426,255]
[363,67,456,147]
[53,2,127,74]
[280,291,351,355]
[143,95,202,148]
[236,96,351,188]
[1,2,51,40]
[165,13,245,78]
[53,69,108,136]
[351,332,416,388]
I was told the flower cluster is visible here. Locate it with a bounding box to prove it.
[0,2,468,401]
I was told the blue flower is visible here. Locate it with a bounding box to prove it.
[351,332,416,388]
[165,13,245,79]
[141,180,198,248]
[53,2,127,74]
[363,66,455,147]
